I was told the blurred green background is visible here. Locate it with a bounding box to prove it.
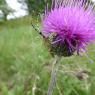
[0,0,95,95]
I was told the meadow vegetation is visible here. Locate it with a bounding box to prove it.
[0,16,95,95]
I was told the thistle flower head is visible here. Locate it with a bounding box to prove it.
[41,0,95,56]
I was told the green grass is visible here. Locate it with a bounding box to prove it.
[0,16,95,95]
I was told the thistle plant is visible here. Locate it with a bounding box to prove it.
[42,0,95,56]
[33,0,95,95]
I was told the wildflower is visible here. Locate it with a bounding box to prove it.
[41,0,95,57]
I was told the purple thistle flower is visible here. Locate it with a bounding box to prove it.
[41,0,95,56]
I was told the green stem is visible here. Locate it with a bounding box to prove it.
[47,55,61,95]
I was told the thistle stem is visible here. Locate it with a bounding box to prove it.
[47,55,61,95]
